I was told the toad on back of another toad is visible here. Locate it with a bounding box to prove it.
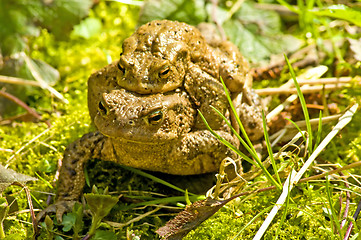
[38,20,265,221]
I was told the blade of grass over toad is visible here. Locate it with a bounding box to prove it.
[120,165,197,196]
[208,106,256,164]
[213,78,281,189]
[219,77,257,156]
[262,110,281,187]
[207,110,281,190]
[197,110,254,165]
[285,55,313,153]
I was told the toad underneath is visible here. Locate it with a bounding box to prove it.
[39,20,265,220]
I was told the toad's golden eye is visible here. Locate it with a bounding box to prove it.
[146,110,163,125]
[98,99,109,116]
[159,66,170,78]
[117,62,125,74]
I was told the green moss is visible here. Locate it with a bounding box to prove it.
[186,183,359,239]
[1,2,139,239]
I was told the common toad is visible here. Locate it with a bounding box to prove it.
[38,20,264,221]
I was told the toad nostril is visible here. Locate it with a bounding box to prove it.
[98,99,108,116]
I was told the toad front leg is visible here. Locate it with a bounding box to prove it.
[184,65,229,130]
[37,131,112,222]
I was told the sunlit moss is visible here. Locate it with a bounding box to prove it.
[1,2,139,238]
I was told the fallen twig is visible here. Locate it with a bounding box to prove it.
[0,90,41,121]
[0,90,51,127]
[256,76,361,96]
[0,75,42,87]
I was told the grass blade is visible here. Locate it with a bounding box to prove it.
[219,77,256,155]
[200,82,281,190]
[197,110,255,165]
[285,54,313,154]
[325,177,342,238]
[120,165,196,195]
[262,110,281,186]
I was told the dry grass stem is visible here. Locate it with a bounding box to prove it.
[270,114,341,143]
[104,206,162,228]
[256,83,354,95]
[257,76,361,96]
[253,103,358,239]
[265,66,328,121]
[293,103,358,183]
[6,128,51,167]
[22,53,69,104]
[0,75,42,87]
[297,76,360,85]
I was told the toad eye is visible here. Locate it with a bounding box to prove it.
[159,66,170,78]
[117,62,125,74]
[146,110,163,125]
[98,99,109,116]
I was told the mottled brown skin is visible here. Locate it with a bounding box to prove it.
[116,20,251,93]
[42,88,237,221]
[115,20,255,129]
[38,20,264,221]
[89,80,238,175]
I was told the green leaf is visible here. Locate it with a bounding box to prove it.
[223,2,302,63]
[85,187,119,236]
[138,0,207,26]
[0,0,40,55]
[72,17,103,39]
[72,202,84,238]
[44,215,54,232]
[312,5,361,27]
[61,213,76,232]
[85,193,119,220]
[0,164,37,193]
[0,198,9,223]
[61,203,84,238]
[37,0,93,39]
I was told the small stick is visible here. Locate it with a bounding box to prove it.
[256,76,360,96]
[0,90,42,122]
[256,83,352,96]
[0,75,42,87]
